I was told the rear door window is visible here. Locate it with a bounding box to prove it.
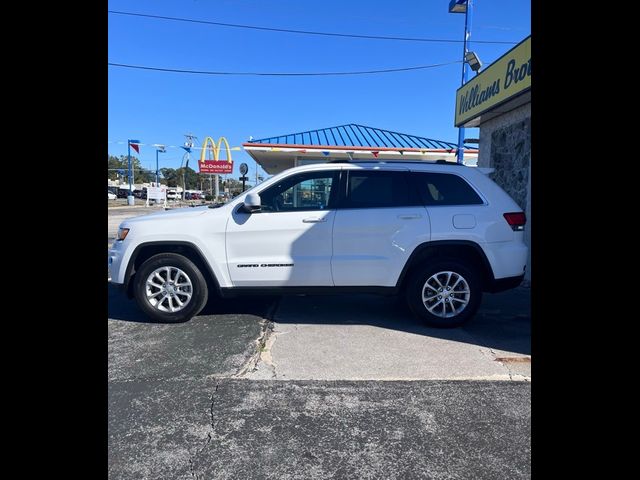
[343,170,421,208]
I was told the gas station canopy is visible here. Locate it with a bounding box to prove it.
[243,124,478,174]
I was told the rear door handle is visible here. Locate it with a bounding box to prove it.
[398,214,422,219]
[303,217,327,223]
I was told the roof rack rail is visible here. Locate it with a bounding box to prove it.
[435,159,459,165]
[326,159,463,166]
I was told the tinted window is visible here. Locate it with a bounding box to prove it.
[412,172,484,206]
[344,171,419,208]
[260,171,338,212]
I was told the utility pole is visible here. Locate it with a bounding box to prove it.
[449,0,473,165]
[127,139,140,206]
[155,145,165,187]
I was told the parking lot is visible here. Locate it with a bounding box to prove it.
[108,205,531,479]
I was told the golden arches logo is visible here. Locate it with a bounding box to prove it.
[200,136,233,163]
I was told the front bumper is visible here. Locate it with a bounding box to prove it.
[108,240,128,284]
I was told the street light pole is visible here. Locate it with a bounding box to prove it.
[180,152,189,201]
[127,139,135,206]
[450,0,474,165]
[155,145,165,186]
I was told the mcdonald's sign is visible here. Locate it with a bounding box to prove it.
[198,136,234,174]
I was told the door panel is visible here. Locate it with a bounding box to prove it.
[331,169,430,286]
[225,169,339,287]
[226,209,336,286]
[332,208,429,286]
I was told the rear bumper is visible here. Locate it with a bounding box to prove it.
[486,274,525,293]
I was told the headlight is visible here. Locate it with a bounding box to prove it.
[117,227,130,241]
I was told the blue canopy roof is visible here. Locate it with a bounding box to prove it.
[246,124,462,150]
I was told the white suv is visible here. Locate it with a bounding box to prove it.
[108,161,527,327]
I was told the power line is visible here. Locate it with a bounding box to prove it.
[108,10,519,45]
[108,60,461,76]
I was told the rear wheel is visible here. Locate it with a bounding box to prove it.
[133,253,208,323]
[406,260,482,328]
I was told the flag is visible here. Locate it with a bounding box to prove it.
[181,146,192,153]
[129,140,140,154]
[321,151,330,156]
[372,151,379,158]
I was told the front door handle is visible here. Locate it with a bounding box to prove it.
[303,217,327,223]
[398,214,422,219]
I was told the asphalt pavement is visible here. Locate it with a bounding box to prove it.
[108,283,275,479]
[191,379,530,480]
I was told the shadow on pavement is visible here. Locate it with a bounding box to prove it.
[107,282,276,323]
[270,287,531,356]
[108,282,530,355]
[107,283,152,324]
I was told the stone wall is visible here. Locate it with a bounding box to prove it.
[478,103,531,282]
[490,117,530,210]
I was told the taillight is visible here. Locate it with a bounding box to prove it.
[503,212,526,231]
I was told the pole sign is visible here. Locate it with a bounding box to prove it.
[198,161,233,174]
[198,136,234,174]
[147,186,166,201]
[455,36,531,127]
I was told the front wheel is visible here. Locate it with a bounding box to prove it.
[406,260,482,328]
[133,253,208,323]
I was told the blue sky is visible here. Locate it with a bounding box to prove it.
[108,0,530,181]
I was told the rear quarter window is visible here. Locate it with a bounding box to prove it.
[411,172,484,206]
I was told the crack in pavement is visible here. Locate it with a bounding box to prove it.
[258,327,278,379]
[232,318,274,378]
[189,382,220,480]
[485,346,531,382]
[237,298,281,379]
[187,299,282,478]
[473,344,531,382]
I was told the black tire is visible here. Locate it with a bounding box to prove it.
[405,259,482,328]
[133,253,208,323]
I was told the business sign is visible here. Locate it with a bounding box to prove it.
[198,136,234,174]
[455,36,531,127]
[198,160,233,174]
[147,186,166,200]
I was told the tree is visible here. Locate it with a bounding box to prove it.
[160,168,179,187]
[159,167,202,189]
[108,155,154,184]
[176,167,200,190]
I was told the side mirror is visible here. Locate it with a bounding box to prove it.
[240,192,261,213]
